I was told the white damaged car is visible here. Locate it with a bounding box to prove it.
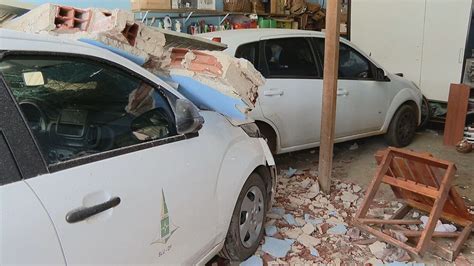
[201,29,424,154]
[0,29,275,264]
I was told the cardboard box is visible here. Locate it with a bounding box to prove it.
[341,12,348,24]
[131,0,171,11]
[172,0,216,10]
[270,0,279,14]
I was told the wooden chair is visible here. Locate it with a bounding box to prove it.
[354,147,473,261]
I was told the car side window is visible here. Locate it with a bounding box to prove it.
[0,132,22,186]
[235,42,260,68]
[263,38,319,78]
[0,55,177,166]
[316,39,374,80]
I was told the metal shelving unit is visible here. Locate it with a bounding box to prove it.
[136,8,290,26]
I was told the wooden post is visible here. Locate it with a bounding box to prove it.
[318,0,341,194]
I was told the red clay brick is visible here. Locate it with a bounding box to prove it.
[54,6,90,31]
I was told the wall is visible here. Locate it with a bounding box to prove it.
[351,0,472,102]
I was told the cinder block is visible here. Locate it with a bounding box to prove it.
[54,6,91,31]
[122,23,139,46]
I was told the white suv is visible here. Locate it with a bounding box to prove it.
[0,29,275,264]
[200,29,423,154]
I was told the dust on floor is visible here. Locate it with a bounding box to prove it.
[247,130,474,265]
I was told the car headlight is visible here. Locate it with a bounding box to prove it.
[240,123,261,138]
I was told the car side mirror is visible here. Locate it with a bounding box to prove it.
[174,99,204,135]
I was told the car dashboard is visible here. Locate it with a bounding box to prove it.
[19,100,135,164]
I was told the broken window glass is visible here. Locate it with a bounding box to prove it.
[0,55,177,166]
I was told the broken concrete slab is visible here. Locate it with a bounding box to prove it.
[352,185,362,193]
[309,182,320,194]
[365,257,384,265]
[285,167,298,178]
[240,255,263,266]
[265,225,278,237]
[346,227,360,239]
[302,223,315,235]
[283,213,297,225]
[297,234,321,248]
[284,228,303,239]
[262,237,292,258]
[369,241,387,259]
[327,224,347,235]
[304,214,324,226]
[309,247,320,257]
[300,178,312,189]
[420,215,457,232]
[295,217,306,227]
[326,217,348,226]
[340,191,358,203]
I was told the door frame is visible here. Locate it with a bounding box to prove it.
[0,76,48,182]
[0,51,199,174]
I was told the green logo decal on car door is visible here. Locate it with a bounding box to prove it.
[151,189,178,245]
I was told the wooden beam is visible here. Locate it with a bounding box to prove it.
[444,84,471,146]
[416,165,455,255]
[390,204,412,219]
[355,221,421,256]
[318,0,341,193]
[390,230,461,238]
[382,175,440,199]
[359,218,422,225]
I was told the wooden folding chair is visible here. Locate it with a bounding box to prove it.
[354,147,473,261]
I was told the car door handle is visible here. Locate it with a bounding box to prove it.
[66,197,121,224]
[337,89,349,96]
[263,89,284,96]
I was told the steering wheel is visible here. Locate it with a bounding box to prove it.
[19,101,48,132]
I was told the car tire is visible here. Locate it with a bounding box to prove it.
[220,173,267,261]
[385,104,417,147]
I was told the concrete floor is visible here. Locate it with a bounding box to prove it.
[274,129,474,264]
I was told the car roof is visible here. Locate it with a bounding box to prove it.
[0,29,179,95]
[199,29,384,69]
[200,28,325,40]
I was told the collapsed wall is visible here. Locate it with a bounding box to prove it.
[3,4,166,64]
[2,3,264,115]
[167,48,263,107]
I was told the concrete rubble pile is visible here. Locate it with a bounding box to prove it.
[167,48,262,107]
[3,3,263,114]
[244,168,430,265]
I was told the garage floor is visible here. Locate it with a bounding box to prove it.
[271,129,474,264]
[206,130,474,265]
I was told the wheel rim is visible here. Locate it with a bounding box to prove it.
[397,111,416,145]
[239,186,265,248]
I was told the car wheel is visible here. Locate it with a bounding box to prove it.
[385,104,417,147]
[220,173,267,261]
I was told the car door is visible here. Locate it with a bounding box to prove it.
[257,36,323,149]
[0,77,65,265]
[314,38,391,138]
[0,53,221,264]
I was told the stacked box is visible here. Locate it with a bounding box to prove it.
[131,0,171,11]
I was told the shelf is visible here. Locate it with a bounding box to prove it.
[134,9,290,17]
